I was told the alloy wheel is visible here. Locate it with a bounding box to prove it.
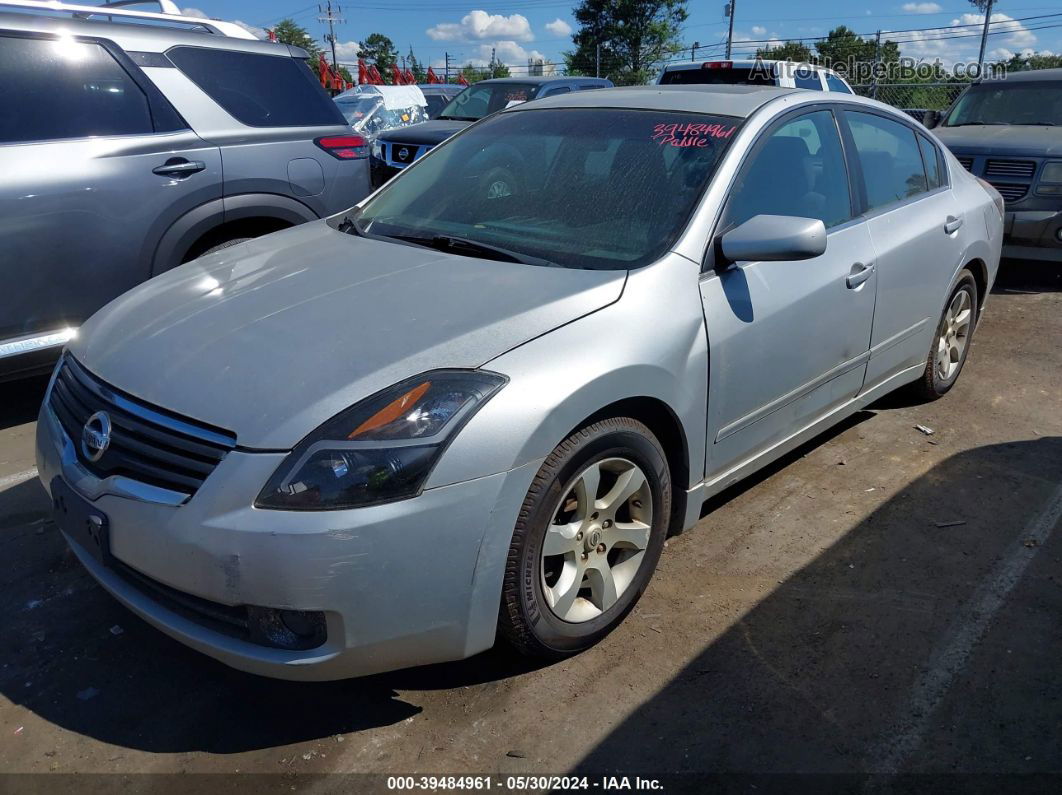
[540,457,653,623]
[936,289,973,382]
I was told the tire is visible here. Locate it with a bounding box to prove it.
[911,269,979,401]
[201,237,253,256]
[499,417,671,659]
[478,165,520,201]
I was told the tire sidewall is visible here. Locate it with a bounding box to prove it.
[516,426,670,653]
[929,273,979,395]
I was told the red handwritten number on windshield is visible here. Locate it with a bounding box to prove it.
[652,122,735,147]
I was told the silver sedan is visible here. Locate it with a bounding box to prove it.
[36,85,1003,679]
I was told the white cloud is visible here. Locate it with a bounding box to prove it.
[886,12,1037,67]
[751,25,767,36]
[427,10,533,42]
[902,3,943,14]
[544,18,572,37]
[182,7,264,39]
[334,41,362,60]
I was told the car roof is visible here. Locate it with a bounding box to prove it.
[504,83,905,121]
[477,76,612,86]
[980,67,1062,83]
[0,8,299,55]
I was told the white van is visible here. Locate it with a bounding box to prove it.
[658,59,855,93]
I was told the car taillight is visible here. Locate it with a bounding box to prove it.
[702,61,733,69]
[977,176,1005,218]
[315,135,368,160]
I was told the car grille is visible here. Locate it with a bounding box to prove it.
[987,182,1027,203]
[956,156,974,171]
[48,356,236,497]
[984,159,1036,179]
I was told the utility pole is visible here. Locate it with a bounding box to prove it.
[977,0,995,76]
[491,46,496,78]
[595,41,600,77]
[871,29,882,100]
[691,40,699,60]
[725,1,735,59]
[444,51,452,83]
[317,1,343,72]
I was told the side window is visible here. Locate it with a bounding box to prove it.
[541,85,572,97]
[825,74,852,94]
[917,134,943,190]
[0,34,153,144]
[794,66,823,91]
[725,110,852,230]
[846,111,929,210]
[167,47,346,128]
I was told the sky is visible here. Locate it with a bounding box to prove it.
[179,1,1062,75]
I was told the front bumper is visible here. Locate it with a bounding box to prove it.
[369,156,403,188]
[36,401,540,680]
[1003,209,1062,262]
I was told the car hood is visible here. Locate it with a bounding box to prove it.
[378,119,470,147]
[934,125,1062,158]
[70,222,625,450]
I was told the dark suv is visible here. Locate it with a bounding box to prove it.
[930,68,1062,262]
[370,76,613,187]
[0,1,370,379]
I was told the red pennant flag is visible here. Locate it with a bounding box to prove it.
[390,64,402,85]
[318,53,330,88]
[457,73,469,86]
[358,59,369,85]
[404,68,416,85]
[369,65,383,85]
[426,67,439,84]
[267,29,277,42]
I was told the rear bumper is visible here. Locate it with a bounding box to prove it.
[1003,209,1062,262]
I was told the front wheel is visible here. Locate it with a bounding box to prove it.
[498,418,671,659]
[911,270,979,401]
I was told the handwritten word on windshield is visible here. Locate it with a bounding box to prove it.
[652,122,736,148]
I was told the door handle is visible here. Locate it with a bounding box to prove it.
[944,215,964,234]
[153,159,206,178]
[846,262,875,289]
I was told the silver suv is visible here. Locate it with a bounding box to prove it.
[0,0,369,380]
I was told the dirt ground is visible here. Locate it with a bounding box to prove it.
[1,261,1060,792]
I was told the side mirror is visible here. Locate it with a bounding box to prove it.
[720,215,827,264]
[923,110,941,129]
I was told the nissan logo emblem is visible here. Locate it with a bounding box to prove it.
[398,147,409,160]
[81,411,112,463]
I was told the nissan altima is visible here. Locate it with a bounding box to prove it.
[36,85,1003,680]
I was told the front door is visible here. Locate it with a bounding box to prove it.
[700,108,878,482]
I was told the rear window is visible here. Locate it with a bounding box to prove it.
[660,66,774,86]
[167,46,346,128]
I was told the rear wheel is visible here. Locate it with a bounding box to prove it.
[911,270,978,400]
[499,417,670,659]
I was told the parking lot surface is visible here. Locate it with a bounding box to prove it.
[1,262,1059,787]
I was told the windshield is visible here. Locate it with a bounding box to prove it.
[438,82,539,121]
[352,108,741,270]
[334,96,382,127]
[944,81,1062,127]
[660,66,774,85]
[424,93,454,118]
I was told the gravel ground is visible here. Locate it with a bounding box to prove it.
[0,260,1059,792]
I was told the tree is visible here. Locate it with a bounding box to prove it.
[358,33,398,83]
[271,18,319,57]
[406,46,426,83]
[997,50,1062,71]
[568,0,688,85]
[815,26,899,82]
[756,41,813,62]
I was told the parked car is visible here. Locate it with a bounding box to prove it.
[927,68,1062,262]
[38,84,1002,680]
[419,83,464,119]
[334,84,429,140]
[369,76,613,187]
[658,58,855,93]
[0,0,370,380]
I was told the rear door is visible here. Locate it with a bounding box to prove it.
[839,109,964,389]
[0,31,222,351]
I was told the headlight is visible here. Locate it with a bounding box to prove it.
[255,370,506,510]
[1040,161,1062,184]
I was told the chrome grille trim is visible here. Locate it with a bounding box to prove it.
[984,159,1036,179]
[956,156,974,171]
[987,182,1027,202]
[47,356,236,497]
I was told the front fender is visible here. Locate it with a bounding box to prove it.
[426,253,709,492]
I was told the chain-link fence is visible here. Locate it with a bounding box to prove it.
[850,82,968,121]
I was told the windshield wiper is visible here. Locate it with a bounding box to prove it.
[391,233,560,267]
[437,115,479,122]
